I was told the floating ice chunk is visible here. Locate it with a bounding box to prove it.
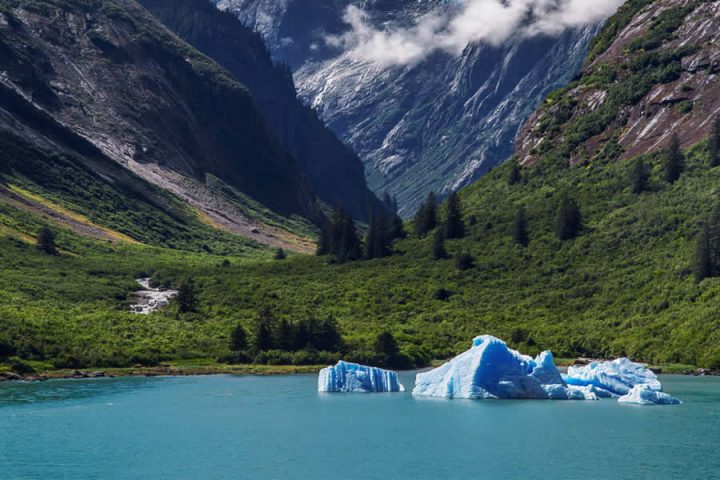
[412,335,585,400]
[318,361,405,393]
[543,384,598,400]
[563,358,661,395]
[618,384,682,405]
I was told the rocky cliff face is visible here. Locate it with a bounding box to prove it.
[516,0,720,166]
[140,0,384,221]
[0,0,320,225]
[217,0,602,215]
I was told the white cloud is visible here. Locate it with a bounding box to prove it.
[328,0,626,67]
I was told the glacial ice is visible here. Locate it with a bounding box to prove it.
[618,384,682,405]
[412,335,589,400]
[563,358,662,396]
[318,361,405,393]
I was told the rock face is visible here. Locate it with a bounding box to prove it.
[140,0,384,221]
[318,361,405,393]
[516,0,720,167]
[0,0,321,228]
[618,384,682,405]
[216,0,603,215]
[563,358,662,396]
[412,335,591,400]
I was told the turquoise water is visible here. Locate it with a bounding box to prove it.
[1,373,719,479]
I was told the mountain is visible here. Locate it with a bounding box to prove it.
[516,0,720,166]
[216,0,603,215]
[140,0,385,221]
[0,0,322,251]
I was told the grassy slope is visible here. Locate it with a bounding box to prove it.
[2,0,719,372]
[2,140,719,371]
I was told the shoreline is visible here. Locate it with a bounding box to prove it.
[0,364,324,383]
[1,361,717,383]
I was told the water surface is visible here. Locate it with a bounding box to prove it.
[1,373,718,479]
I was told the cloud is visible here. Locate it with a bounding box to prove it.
[327,0,626,66]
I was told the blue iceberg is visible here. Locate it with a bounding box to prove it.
[412,335,592,400]
[563,358,662,396]
[318,361,405,393]
[618,384,682,405]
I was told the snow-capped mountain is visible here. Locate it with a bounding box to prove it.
[216,0,604,215]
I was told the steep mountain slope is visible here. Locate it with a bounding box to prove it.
[0,0,322,237]
[517,0,720,166]
[216,0,604,215]
[139,0,384,221]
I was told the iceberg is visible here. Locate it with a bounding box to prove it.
[318,361,405,393]
[618,384,682,405]
[563,358,662,396]
[412,335,590,400]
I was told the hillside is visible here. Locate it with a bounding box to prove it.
[140,0,384,221]
[3,0,720,375]
[517,0,720,166]
[0,0,322,250]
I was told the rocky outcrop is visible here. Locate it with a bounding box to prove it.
[516,0,720,166]
[141,0,384,220]
[0,0,320,226]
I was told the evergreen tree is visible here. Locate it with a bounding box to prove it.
[277,319,294,351]
[710,116,720,167]
[315,317,342,352]
[176,279,198,313]
[444,192,465,239]
[555,196,583,241]
[254,309,274,351]
[37,227,58,255]
[317,206,362,263]
[455,251,475,271]
[695,224,711,282]
[432,228,448,260]
[631,159,650,194]
[316,221,331,256]
[508,160,521,186]
[664,134,684,184]
[365,214,391,259]
[414,192,438,236]
[696,207,720,281]
[338,210,362,262]
[374,331,399,358]
[513,207,529,247]
[390,214,406,240]
[274,248,287,260]
[230,325,248,352]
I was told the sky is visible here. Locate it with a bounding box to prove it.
[327,0,627,66]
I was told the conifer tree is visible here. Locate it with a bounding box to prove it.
[555,196,582,241]
[254,309,274,351]
[631,159,650,194]
[230,325,248,352]
[710,116,720,167]
[338,210,361,262]
[695,224,711,282]
[414,192,438,236]
[391,214,406,240]
[664,134,684,184]
[432,228,448,260]
[508,160,521,186]
[37,227,58,255]
[444,192,465,239]
[513,207,529,247]
[274,248,287,260]
[365,214,391,259]
[177,279,198,313]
